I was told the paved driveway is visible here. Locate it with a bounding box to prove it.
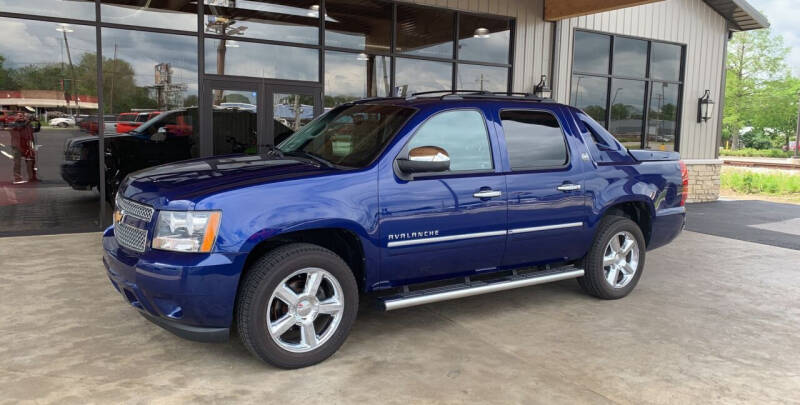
[687,200,800,250]
[1,231,799,404]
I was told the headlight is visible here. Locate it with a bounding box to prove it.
[152,211,222,253]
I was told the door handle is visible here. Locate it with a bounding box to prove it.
[474,190,502,198]
[557,183,581,192]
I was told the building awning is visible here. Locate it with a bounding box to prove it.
[702,0,769,31]
[544,0,768,31]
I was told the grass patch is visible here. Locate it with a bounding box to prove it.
[721,169,800,195]
[719,148,794,158]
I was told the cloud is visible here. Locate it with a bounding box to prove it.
[746,0,800,75]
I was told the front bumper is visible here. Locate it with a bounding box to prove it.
[103,227,247,342]
[61,160,99,189]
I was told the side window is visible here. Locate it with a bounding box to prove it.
[500,110,568,170]
[406,110,492,172]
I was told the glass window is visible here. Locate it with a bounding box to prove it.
[573,31,610,74]
[501,110,567,170]
[205,39,318,81]
[278,104,415,168]
[613,37,647,78]
[650,42,682,81]
[203,0,319,45]
[458,14,511,64]
[325,51,391,108]
[0,18,99,235]
[325,0,392,53]
[101,1,197,31]
[609,79,646,149]
[395,58,452,95]
[396,4,455,59]
[457,64,508,92]
[570,75,608,126]
[0,0,94,20]
[407,110,492,172]
[647,82,680,151]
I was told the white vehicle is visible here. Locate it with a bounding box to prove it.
[49,117,76,128]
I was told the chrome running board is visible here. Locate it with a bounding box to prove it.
[379,266,585,311]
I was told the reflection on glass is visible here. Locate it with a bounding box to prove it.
[325,0,392,53]
[205,39,318,81]
[609,79,646,148]
[101,0,197,31]
[650,42,682,81]
[274,93,315,133]
[325,51,391,107]
[100,28,199,203]
[408,110,492,172]
[395,58,452,94]
[204,0,319,44]
[457,64,508,92]
[500,111,567,170]
[647,82,679,151]
[0,18,99,235]
[573,31,610,75]
[0,0,94,20]
[396,4,454,59]
[570,75,608,126]
[613,37,647,78]
[213,90,258,155]
[458,14,511,64]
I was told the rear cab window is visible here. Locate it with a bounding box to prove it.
[499,109,569,171]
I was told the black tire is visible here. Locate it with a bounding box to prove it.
[577,215,646,300]
[236,243,358,369]
[57,122,68,128]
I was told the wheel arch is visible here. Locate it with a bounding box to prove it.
[598,197,655,247]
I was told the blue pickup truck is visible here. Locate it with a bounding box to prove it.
[103,92,687,368]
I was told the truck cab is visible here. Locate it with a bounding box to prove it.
[103,92,686,368]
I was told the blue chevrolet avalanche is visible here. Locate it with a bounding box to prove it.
[103,92,687,368]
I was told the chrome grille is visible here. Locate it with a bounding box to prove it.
[115,222,148,252]
[117,197,155,222]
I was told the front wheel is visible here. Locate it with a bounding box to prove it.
[578,215,646,299]
[236,243,358,369]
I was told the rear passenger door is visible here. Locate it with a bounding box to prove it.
[498,108,588,267]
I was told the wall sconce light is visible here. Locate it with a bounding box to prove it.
[473,27,490,38]
[533,75,552,99]
[698,89,714,123]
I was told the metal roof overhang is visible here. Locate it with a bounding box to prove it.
[702,0,769,31]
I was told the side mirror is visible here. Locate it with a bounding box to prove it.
[397,146,450,174]
[151,127,167,142]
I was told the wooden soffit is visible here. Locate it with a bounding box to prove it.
[544,0,665,21]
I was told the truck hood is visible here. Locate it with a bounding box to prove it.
[119,154,334,207]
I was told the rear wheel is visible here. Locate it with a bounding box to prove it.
[236,243,358,369]
[57,122,68,128]
[578,215,646,299]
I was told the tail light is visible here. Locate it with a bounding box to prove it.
[679,160,689,206]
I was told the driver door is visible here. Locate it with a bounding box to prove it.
[378,108,507,285]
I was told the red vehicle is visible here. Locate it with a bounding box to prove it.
[116,111,161,133]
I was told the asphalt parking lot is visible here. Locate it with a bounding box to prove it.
[1,226,799,404]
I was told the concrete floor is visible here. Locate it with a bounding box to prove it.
[1,231,799,404]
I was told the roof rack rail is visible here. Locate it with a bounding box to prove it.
[407,90,551,102]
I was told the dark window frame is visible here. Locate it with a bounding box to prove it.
[498,108,572,173]
[569,28,686,151]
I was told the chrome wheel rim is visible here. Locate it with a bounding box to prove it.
[602,231,639,289]
[266,268,344,353]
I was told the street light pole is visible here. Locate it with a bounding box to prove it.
[794,91,800,159]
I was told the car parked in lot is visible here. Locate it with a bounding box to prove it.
[49,116,76,127]
[103,92,687,369]
[116,111,162,133]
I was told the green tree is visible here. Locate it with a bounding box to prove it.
[0,56,18,90]
[724,27,794,149]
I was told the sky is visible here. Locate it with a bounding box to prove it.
[746,0,800,75]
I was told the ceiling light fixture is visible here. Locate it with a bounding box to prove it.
[473,27,490,38]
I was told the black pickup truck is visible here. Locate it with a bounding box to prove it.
[61,107,293,202]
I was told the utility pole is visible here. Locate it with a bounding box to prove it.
[794,91,800,159]
[109,43,117,116]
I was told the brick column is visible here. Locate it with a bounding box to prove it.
[684,159,722,203]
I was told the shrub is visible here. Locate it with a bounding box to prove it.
[721,170,800,195]
[719,148,794,158]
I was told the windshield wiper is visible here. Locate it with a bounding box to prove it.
[284,150,335,168]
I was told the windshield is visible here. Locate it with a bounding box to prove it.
[278,104,415,168]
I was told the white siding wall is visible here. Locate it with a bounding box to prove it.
[551,0,728,159]
[398,0,553,93]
